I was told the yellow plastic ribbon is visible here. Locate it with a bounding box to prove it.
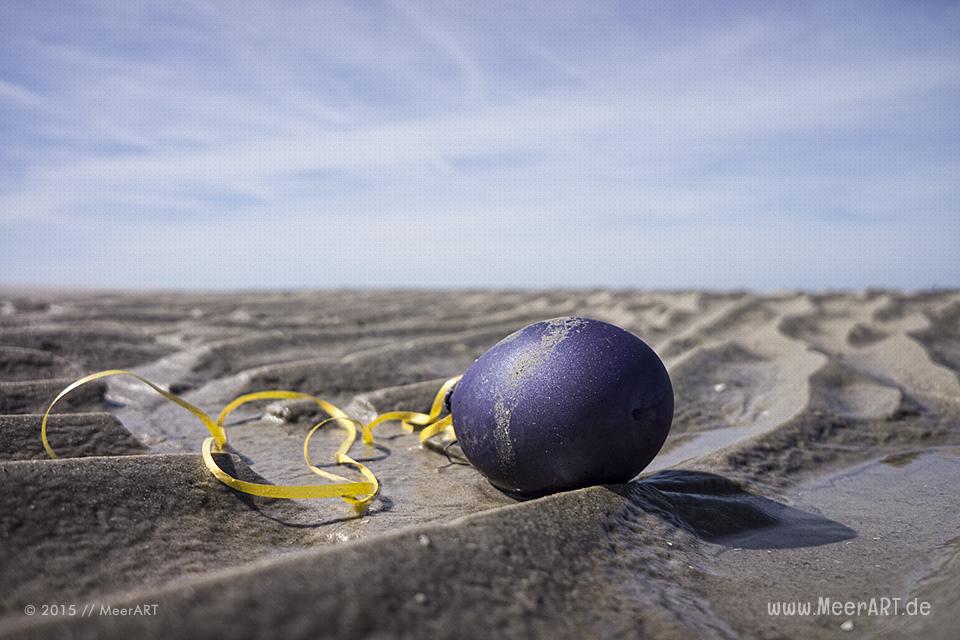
[41,370,461,507]
[361,375,461,444]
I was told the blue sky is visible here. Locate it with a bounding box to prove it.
[1,1,958,289]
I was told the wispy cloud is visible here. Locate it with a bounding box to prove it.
[1,1,958,287]
[0,79,51,111]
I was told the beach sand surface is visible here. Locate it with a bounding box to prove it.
[1,290,958,639]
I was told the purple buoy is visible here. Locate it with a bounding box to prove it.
[450,317,673,496]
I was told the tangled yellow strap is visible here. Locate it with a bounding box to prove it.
[41,369,461,507]
[361,375,460,444]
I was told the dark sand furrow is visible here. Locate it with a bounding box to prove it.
[0,326,174,371]
[0,413,147,460]
[182,309,577,382]
[0,347,81,382]
[336,323,531,366]
[658,296,756,360]
[235,329,499,397]
[870,290,959,323]
[908,297,960,381]
[669,342,776,436]
[809,362,904,420]
[0,453,317,624]
[0,378,106,415]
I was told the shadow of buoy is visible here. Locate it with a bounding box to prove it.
[607,470,856,549]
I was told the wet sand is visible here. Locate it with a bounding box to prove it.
[1,290,958,638]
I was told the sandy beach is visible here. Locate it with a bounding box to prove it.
[1,289,958,639]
